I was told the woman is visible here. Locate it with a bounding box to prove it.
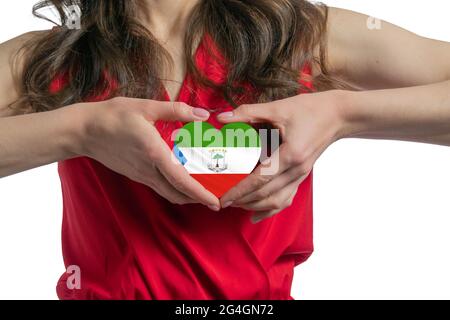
[0,0,449,299]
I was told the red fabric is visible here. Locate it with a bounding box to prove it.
[54,33,314,300]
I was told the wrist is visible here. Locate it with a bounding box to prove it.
[334,89,365,139]
[58,102,93,158]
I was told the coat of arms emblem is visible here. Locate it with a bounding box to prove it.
[207,149,228,173]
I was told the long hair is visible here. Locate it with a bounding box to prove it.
[13,0,341,113]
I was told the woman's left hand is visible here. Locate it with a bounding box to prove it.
[217,90,349,223]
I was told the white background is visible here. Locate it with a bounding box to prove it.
[1,0,450,300]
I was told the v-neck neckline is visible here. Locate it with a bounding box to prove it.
[162,33,204,102]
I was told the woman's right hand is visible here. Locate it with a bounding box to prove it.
[73,97,220,210]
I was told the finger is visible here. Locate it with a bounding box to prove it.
[237,178,301,212]
[155,139,221,209]
[220,144,291,207]
[250,187,296,223]
[249,183,300,224]
[250,210,280,224]
[140,100,211,122]
[234,166,310,205]
[146,168,195,205]
[216,103,272,124]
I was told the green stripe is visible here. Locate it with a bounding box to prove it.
[175,122,261,148]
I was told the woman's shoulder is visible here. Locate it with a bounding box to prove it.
[0,29,54,69]
[1,29,52,48]
[0,30,52,116]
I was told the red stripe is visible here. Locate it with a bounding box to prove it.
[191,174,248,198]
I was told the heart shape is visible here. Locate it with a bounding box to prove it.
[173,122,262,197]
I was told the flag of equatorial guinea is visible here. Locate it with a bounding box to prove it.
[173,122,262,197]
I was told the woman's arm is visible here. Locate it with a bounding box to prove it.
[0,33,219,209]
[0,104,84,176]
[218,7,450,220]
[325,7,450,145]
[218,82,450,218]
[326,7,450,90]
[0,32,77,175]
[341,81,450,146]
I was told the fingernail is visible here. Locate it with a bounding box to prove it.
[222,201,233,209]
[208,205,220,212]
[251,216,263,224]
[193,108,210,119]
[217,111,234,119]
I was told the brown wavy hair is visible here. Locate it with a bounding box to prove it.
[13,0,341,113]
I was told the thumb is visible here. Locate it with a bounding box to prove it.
[152,101,211,122]
[216,103,271,124]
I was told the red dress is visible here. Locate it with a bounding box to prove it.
[52,33,314,300]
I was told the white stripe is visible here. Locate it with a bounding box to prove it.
[178,147,261,174]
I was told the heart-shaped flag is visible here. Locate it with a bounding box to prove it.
[173,122,262,198]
